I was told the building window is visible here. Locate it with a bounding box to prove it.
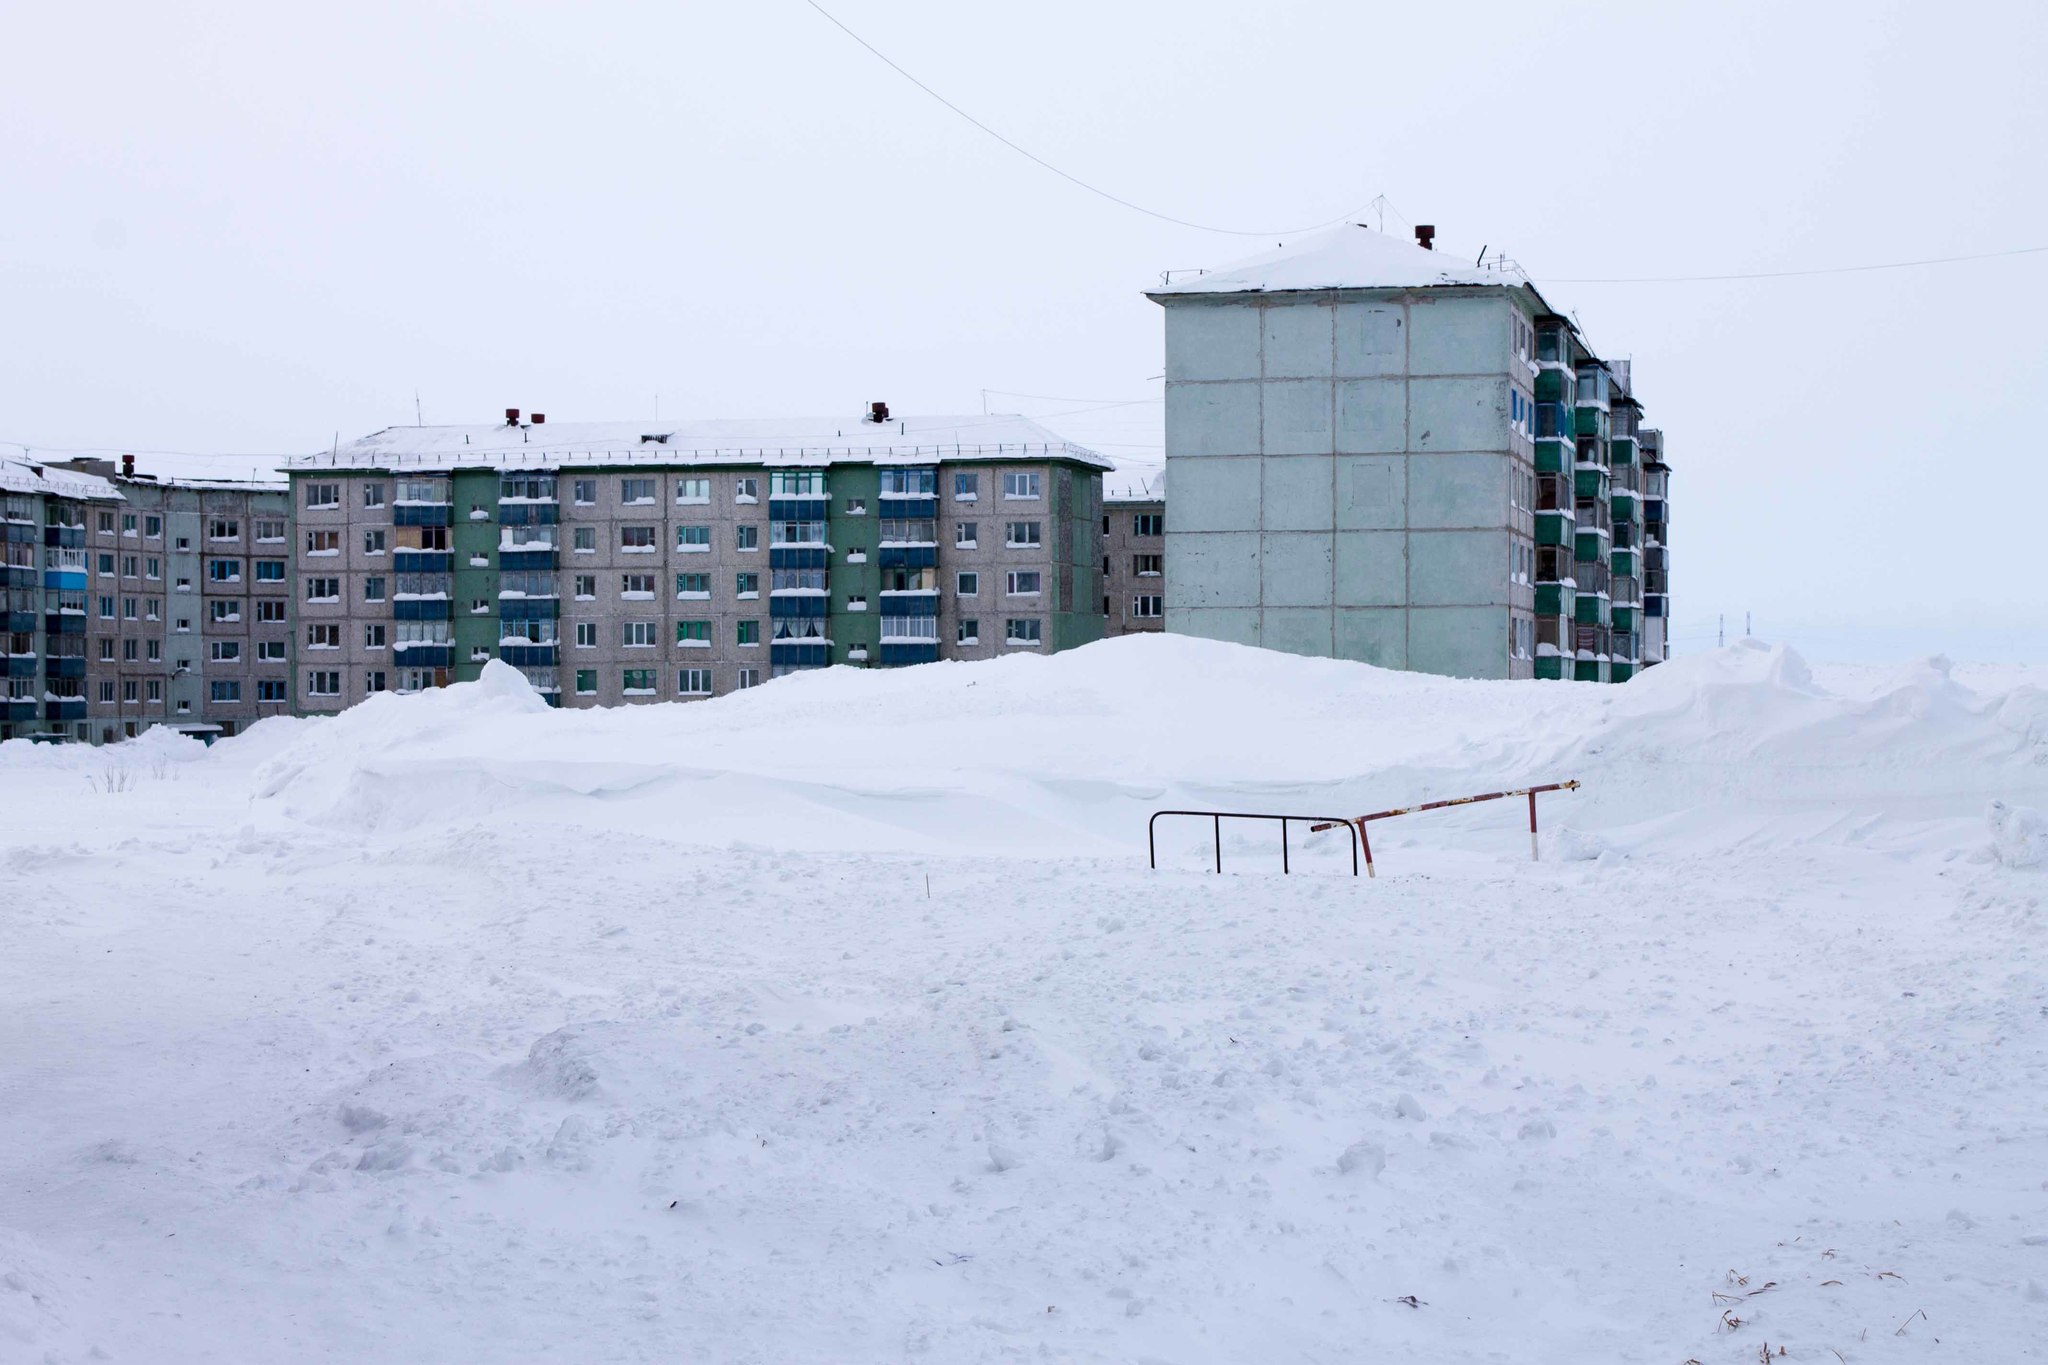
[575,669,597,695]
[1005,521,1042,548]
[97,510,116,532]
[306,530,339,555]
[210,641,241,662]
[147,679,164,702]
[145,515,162,538]
[735,571,759,598]
[675,572,710,599]
[675,525,711,552]
[954,522,977,548]
[676,620,710,647]
[571,479,596,506]
[98,680,115,702]
[122,638,138,661]
[97,638,115,661]
[257,640,286,661]
[953,471,979,501]
[119,512,136,536]
[843,497,867,516]
[97,552,114,574]
[210,680,241,703]
[574,622,596,648]
[734,525,759,551]
[365,623,386,648]
[620,526,656,552]
[570,527,596,553]
[770,520,826,546]
[1132,595,1163,619]
[303,483,339,508]
[1005,618,1042,646]
[735,667,761,689]
[146,557,161,579]
[259,600,287,622]
[307,671,340,696]
[470,598,490,614]
[1133,554,1162,577]
[769,471,826,496]
[255,519,285,542]
[734,476,759,503]
[1003,471,1041,500]
[675,477,710,504]
[174,576,191,592]
[1133,513,1163,537]
[621,620,657,648]
[1005,570,1041,597]
[257,679,287,702]
[361,575,385,601]
[144,598,160,620]
[98,596,115,619]
[621,477,657,505]
[175,618,192,633]
[209,600,239,623]
[622,668,657,695]
[122,597,138,620]
[256,560,287,582]
[122,680,139,703]
[362,483,386,508]
[209,518,240,541]
[737,619,760,646]
[957,618,979,645]
[574,574,596,599]
[363,529,386,555]
[679,668,712,695]
[306,624,341,649]
[207,558,241,583]
[956,570,979,597]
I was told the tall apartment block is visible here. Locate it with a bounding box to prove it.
[284,413,1108,711]
[1101,469,1166,637]
[1147,223,1670,681]
[3,456,120,741]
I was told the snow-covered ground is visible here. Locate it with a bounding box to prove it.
[3,637,2044,1363]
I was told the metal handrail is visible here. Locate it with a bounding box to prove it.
[1148,809,1361,877]
[1311,780,1579,877]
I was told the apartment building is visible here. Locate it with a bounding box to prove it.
[1102,469,1166,637]
[285,412,1108,711]
[1146,223,1670,681]
[2,455,122,742]
[45,456,294,741]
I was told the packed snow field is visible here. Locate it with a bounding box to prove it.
[3,637,2045,1363]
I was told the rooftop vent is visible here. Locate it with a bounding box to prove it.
[639,433,671,445]
[1414,225,1435,251]
[505,408,521,426]
[530,413,545,425]
[866,401,890,424]
[121,454,134,478]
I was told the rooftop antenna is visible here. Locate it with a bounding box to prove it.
[415,390,423,425]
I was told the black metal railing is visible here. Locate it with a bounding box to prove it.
[1148,809,1361,877]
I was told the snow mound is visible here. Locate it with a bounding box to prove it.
[1987,800,2047,868]
[213,636,2048,865]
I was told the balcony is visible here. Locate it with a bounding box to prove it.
[45,656,86,679]
[392,644,453,667]
[1612,576,1641,607]
[393,505,452,527]
[3,655,33,677]
[499,644,557,667]
[1611,490,1639,524]
[1,697,36,721]
[45,697,87,721]
[1573,558,1611,598]
[1573,499,1611,535]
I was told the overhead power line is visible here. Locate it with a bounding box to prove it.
[798,0,1367,238]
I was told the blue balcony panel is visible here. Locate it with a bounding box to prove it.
[45,698,87,720]
[392,645,453,667]
[768,547,829,571]
[877,642,939,667]
[769,642,830,667]
[769,595,828,618]
[42,527,85,549]
[498,550,558,572]
[392,506,452,527]
[42,570,86,590]
[4,656,36,677]
[768,498,829,521]
[877,546,937,570]
[393,599,452,621]
[3,610,34,633]
[498,598,557,621]
[43,614,84,635]
[392,551,452,573]
[45,657,86,679]
[499,644,558,667]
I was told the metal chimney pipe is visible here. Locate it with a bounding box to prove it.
[1414,225,1435,251]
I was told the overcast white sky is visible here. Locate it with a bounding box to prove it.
[3,1,2042,659]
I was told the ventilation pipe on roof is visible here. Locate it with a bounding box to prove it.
[121,454,134,478]
[505,408,521,426]
[530,413,545,425]
[866,401,889,424]
[1414,225,1435,251]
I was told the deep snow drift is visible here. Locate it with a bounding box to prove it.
[2,636,2044,1363]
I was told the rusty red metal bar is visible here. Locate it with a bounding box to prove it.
[1309,780,1579,877]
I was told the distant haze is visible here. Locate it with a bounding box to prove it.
[3,1,2042,661]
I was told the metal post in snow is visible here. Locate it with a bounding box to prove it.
[1214,814,1222,874]
[1529,789,1540,861]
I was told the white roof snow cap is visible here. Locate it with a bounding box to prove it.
[1150,223,1524,296]
[0,453,124,501]
[289,415,1112,473]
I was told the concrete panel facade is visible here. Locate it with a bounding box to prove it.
[1156,286,1540,679]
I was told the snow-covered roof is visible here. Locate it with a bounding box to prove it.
[1149,224,1532,297]
[0,452,123,502]
[287,415,1111,473]
[1104,464,1165,503]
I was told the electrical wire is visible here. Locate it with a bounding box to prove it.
[798,0,1369,238]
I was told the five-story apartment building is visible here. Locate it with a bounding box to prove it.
[287,413,1108,712]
